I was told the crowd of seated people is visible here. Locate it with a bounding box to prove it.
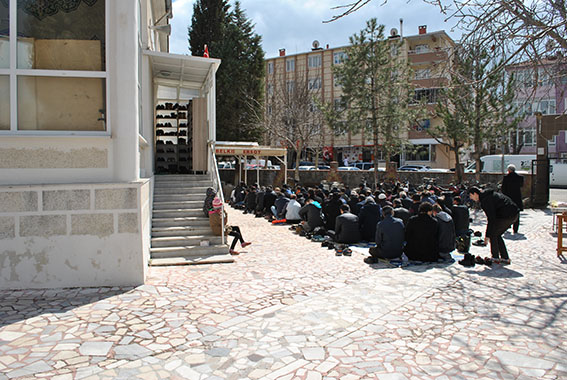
[227,180,473,262]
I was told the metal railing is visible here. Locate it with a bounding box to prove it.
[208,140,225,245]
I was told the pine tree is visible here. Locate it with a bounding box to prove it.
[325,18,419,185]
[188,0,265,142]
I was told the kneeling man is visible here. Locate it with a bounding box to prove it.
[365,206,405,264]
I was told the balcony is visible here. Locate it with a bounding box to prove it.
[408,48,449,65]
[412,77,448,88]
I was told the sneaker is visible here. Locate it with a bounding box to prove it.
[229,249,240,255]
[343,248,352,256]
[241,242,252,248]
[335,250,342,256]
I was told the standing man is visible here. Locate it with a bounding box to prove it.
[467,187,519,265]
[501,164,524,234]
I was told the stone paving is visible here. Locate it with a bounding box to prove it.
[1,206,566,380]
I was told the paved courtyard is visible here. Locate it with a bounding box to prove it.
[1,206,566,380]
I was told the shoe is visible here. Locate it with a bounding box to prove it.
[343,248,352,256]
[335,250,342,256]
[229,249,240,255]
[500,258,511,265]
[475,255,484,265]
[364,257,376,264]
[491,258,501,264]
[483,257,493,266]
[458,253,475,267]
[472,239,487,247]
[328,244,335,250]
[241,242,252,248]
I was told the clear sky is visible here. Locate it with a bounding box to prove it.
[170,0,462,58]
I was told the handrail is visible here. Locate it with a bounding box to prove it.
[208,140,225,245]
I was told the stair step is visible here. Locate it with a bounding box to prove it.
[151,235,222,247]
[150,244,228,258]
[152,217,210,227]
[154,187,210,194]
[152,209,202,218]
[154,194,204,202]
[152,200,203,209]
[155,174,210,180]
[154,181,213,188]
[151,226,212,236]
[149,253,234,266]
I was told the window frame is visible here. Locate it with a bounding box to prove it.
[0,0,110,136]
[286,58,295,72]
[308,54,321,68]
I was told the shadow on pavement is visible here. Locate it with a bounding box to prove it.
[466,267,524,278]
[0,287,132,328]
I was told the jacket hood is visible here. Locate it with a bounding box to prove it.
[437,211,451,222]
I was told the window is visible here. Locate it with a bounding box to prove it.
[308,77,321,90]
[267,83,273,96]
[267,62,274,74]
[406,144,431,161]
[0,0,107,132]
[524,129,535,146]
[413,88,440,104]
[333,74,341,88]
[286,80,294,93]
[308,55,321,68]
[414,44,430,54]
[415,69,431,80]
[334,98,346,112]
[286,58,295,72]
[333,51,347,65]
[536,99,556,115]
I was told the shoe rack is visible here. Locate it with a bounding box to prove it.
[155,101,193,174]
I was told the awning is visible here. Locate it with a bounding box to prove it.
[408,138,441,145]
[144,50,220,91]
[215,145,287,157]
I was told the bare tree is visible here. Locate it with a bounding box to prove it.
[259,71,324,183]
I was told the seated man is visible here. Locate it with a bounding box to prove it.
[365,206,405,263]
[432,203,456,260]
[392,199,411,226]
[328,204,361,244]
[284,194,302,223]
[271,191,289,220]
[298,198,325,233]
[358,197,381,242]
[404,202,439,262]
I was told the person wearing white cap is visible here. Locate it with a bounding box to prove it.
[209,197,251,255]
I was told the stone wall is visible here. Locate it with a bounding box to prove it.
[220,169,534,200]
[0,180,150,289]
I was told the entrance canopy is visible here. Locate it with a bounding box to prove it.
[214,142,287,185]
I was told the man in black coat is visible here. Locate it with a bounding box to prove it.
[393,199,411,226]
[323,192,344,231]
[254,187,265,217]
[358,197,382,242]
[404,202,439,262]
[501,164,524,234]
[365,206,405,263]
[244,186,257,214]
[263,187,277,215]
[331,204,361,244]
[298,198,325,232]
[468,187,519,264]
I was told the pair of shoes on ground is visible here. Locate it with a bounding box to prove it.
[490,258,511,265]
[458,253,476,267]
[363,256,377,264]
[474,256,492,266]
[335,246,352,256]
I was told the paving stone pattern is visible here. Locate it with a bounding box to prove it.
[0,207,566,379]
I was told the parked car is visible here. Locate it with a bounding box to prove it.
[338,166,361,171]
[292,161,314,168]
[298,165,316,171]
[353,162,374,171]
[398,165,431,172]
[317,165,330,170]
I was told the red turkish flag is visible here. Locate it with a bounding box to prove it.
[203,44,209,58]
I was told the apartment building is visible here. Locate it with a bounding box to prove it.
[506,58,567,158]
[264,25,457,169]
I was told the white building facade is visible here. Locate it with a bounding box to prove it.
[0,0,219,289]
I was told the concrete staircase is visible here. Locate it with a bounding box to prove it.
[149,174,233,266]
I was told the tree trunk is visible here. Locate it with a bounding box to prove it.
[453,144,463,184]
[294,143,303,183]
[373,130,379,187]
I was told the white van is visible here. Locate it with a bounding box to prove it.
[465,155,567,187]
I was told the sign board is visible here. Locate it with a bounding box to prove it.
[215,145,286,157]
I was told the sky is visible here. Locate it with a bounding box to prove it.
[170,0,463,58]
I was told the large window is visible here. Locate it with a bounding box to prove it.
[0,0,107,133]
[333,52,346,65]
[308,55,321,68]
[286,58,294,72]
[406,144,431,161]
[413,88,440,104]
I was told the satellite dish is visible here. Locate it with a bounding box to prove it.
[312,40,320,49]
[390,28,398,37]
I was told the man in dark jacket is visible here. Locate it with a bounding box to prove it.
[404,202,439,262]
[254,187,265,217]
[365,206,405,263]
[358,197,381,242]
[451,196,471,253]
[298,198,325,232]
[433,204,456,259]
[323,192,344,231]
[501,164,524,234]
[468,187,519,264]
[272,192,289,219]
[244,186,257,214]
[393,199,411,226]
[331,204,361,243]
[263,187,277,215]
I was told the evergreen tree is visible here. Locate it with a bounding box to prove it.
[188,0,264,142]
[324,18,419,185]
